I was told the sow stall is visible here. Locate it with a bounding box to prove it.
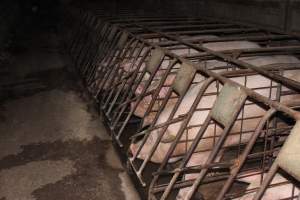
[141,60,300,200]
[63,8,300,200]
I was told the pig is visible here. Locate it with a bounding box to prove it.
[130,39,300,164]
[131,35,221,124]
[130,54,300,163]
[129,40,261,105]
[236,173,299,200]
[94,43,149,91]
[131,56,300,200]
[130,40,260,161]
[129,40,300,200]
[132,72,177,126]
[131,39,259,119]
[174,66,300,200]
[130,43,300,199]
[177,171,299,200]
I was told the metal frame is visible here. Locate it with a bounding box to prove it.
[63,9,300,200]
[149,102,300,200]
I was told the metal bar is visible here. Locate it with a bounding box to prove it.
[179,85,247,200]
[114,61,177,145]
[105,44,148,116]
[95,38,136,98]
[80,19,300,120]
[216,108,277,200]
[184,46,300,60]
[140,28,260,39]
[157,35,294,47]
[149,77,215,197]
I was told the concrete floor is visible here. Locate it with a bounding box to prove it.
[0,28,140,200]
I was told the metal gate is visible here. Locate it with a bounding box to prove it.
[147,81,300,199]
[63,8,300,200]
[127,57,300,186]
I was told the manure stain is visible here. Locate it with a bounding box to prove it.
[0,137,126,200]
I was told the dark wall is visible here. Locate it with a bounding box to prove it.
[18,0,62,30]
[159,0,205,16]
[0,0,20,51]
[203,0,287,30]
[286,1,300,34]
[163,0,299,34]
[66,0,300,34]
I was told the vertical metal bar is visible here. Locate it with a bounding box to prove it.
[216,108,276,200]
[89,22,115,67]
[184,94,247,200]
[149,78,215,196]
[110,58,153,124]
[160,114,213,200]
[69,12,88,56]
[77,16,97,72]
[116,62,176,143]
[131,89,174,162]
[79,18,99,75]
[104,43,150,111]
[81,20,107,77]
[253,163,279,200]
[101,70,125,110]
[142,60,177,122]
[86,31,122,85]
[94,38,136,99]
[135,90,185,176]
[112,66,171,145]
[100,39,139,99]
[109,49,150,118]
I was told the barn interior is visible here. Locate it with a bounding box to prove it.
[1,0,300,200]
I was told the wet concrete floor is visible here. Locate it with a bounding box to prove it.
[0,28,140,200]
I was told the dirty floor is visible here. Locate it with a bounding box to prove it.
[0,27,140,200]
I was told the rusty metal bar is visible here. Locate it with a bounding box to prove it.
[157,35,294,47]
[139,28,260,39]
